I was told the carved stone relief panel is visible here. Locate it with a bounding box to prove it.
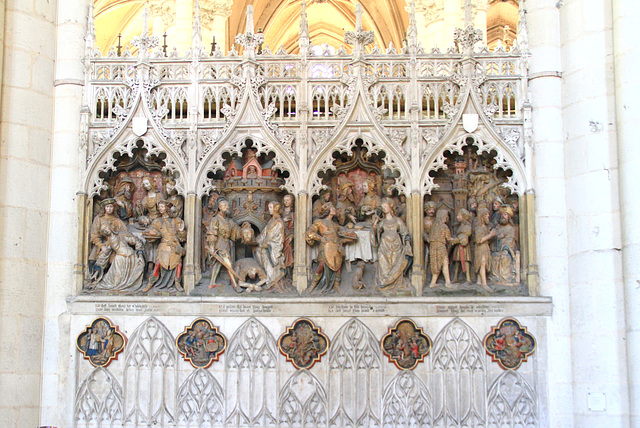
[84,145,187,295]
[424,139,525,296]
[197,141,294,296]
[307,141,412,297]
[76,317,126,367]
[72,314,542,428]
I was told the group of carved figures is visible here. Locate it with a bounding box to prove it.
[86,154,520,294]
[87,175,187,293]
[203,194,295,293]
[423,196,520,291]
[307,176,413,293]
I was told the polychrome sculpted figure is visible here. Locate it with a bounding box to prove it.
[91,224,145,293]
[376,199,413,291]
[422,201,437,276]
[490,207,520,285]
[137,177,162,220]
[88,198,129,279]
[206,198,242,289]
[255,201,286,290]
[311,188,331,221]
[143,200,187,291]
[306,203,343,293]
[165,178,184,219]
[428,209,454,289]
[358,177,381,224]
[336,182,358,226]
[282,194,295,274]
[451,209,473,284]
[233,258,267,292]
[114,177,135,221]
[473,207,495,291]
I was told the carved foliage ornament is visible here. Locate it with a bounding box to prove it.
[76,317,127,367]
[381,319,432,370]
[176,318,227,368]
[484,318,536,370]
[278,318,329,369]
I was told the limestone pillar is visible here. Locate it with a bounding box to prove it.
[171,0,193,54]
[525,0,573,425]
[443,0,461,48]
[409,192,424,295]
[0,0,58,426]
[39,0,90,426]
[612,0,640,423]
[559,0,629,425]
[202,0,232,54]
[294,192,309,293]
[411,0,430,49]
[183,193,197,292]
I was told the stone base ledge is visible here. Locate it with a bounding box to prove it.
[68,295,553,317]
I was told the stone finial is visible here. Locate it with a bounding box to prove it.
[406,0,418,54]
[192,0,205,57]
[131,8,159,60]
[246,4,255,34]
[235,4,264,59]
[85,3,96,56]
[344,3,374,60]
[299,0,309,40]
[299,0,310,56]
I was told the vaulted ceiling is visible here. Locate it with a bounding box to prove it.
[93,0,409,54]
[93,0,518,55]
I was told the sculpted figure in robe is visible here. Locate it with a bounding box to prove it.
[88,198,129,279]
[255,201,286,290]
[473,207,495,291]
[428,209,454,289]
[91,224,145,293]
[143,200,187,291]
[376,199,413,291]
[136,177,163,275]
[336,182,358,226]
[281,194,295,274]
[451,209,473,284]
[137,177,162,220]
[114,177,135,221]
[165,178,184,219]
[306,202,343,293]
[490,206,520,285]
[359,177,381,225]
[311,188,331,221]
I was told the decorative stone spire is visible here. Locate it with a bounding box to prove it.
[453,0,482,55]
[406,0,418,55]
[464,0,473,28]
[85,3,96,57]
[299,0,310,56]
[131,7,159,61]
[517,0,529,53]
[191,0,205,57]
[235,5,264,60]
[344,3,374,60]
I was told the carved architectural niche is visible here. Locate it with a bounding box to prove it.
[176,318,227,368]
[84,143,187,295]
[484,317,536,370]
[278,318,329,370]
[198,140,294,295]
[76,317,126,367]
[424,137,524,295]
[381,319,432,370]
[308,140,412,296]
